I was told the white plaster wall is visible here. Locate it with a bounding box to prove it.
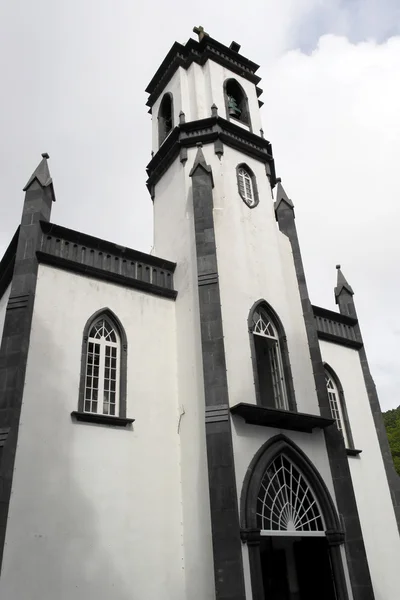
[0,284,11,342]
[320,340,400,600]
[202,144,319,417]
[0,265,185,600]
[153,156,216,600]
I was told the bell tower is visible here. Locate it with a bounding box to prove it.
[144,28,374,600]
[145,29,281,600]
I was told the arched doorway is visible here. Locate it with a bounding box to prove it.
[241,436,349,600]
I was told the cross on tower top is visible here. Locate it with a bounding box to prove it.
[193,25,209,41]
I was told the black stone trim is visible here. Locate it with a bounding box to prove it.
[71,412,134,427]
[39,221,176,272]
[146,116,276,194]
[346,448,362,457]
[317,330,363,349]
[275,191,375,600]
[335,287,400,534]
[0,228,19,300]
[240,435,349,600]
[0,175,54,572]
[146,36,261,108]
[198,272,218,286]
[78,308,128,418]
[36,252,177,300]
[205,404,230,423]
[231,403,334,433]
[190,148,246,599]
[312,304,358,326]
[0,429,9,447]
[6,294,30,311]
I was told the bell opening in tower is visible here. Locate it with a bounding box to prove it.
[158,92,173,146]
[224,78,251,128]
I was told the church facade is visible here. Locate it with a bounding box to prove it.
[0,30,399,600]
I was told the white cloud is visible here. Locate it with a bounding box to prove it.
[263,34,400,408]
[0,1,399,409]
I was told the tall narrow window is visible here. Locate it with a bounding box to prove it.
[324,365,351,448]
[85,318,120,416]
[158,93,173,146]
[78,309,128,419]
[237,164,258,207]
[224,79,251,128]
[250,304,291,410]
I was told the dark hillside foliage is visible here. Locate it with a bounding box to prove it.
[383,406,400,476]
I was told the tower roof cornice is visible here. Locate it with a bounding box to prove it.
[145,36,263,109]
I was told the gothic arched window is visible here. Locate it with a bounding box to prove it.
[237,164,259,208]
[324,365,352,448]
[78,309,128,419]
[158,93,174,146]
[249,302,296,411]
[224,79,251,128]
[257,454,324,532]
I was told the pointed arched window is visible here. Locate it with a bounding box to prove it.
[257,454,324,532]
[249,302,295,411]
[78,310,128,419]
[224,79,251,128]
[158,93,174,146]
[324,365,352,448]
[237,164,258,208]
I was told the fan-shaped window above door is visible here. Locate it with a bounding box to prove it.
[257,454,324,533]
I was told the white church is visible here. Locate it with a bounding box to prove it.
[0,27,399,600]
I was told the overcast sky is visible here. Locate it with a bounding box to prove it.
[0,0,399,410]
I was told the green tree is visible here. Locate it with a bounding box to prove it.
[382,406,400,476]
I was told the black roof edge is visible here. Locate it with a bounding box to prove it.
[145,35,261,108]
[312,304,358,327]
[39,222,177,272]
[0,227,19,299]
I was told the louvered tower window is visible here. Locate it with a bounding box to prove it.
[252,306,288,410]
[85,318,120,416]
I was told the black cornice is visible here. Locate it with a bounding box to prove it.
[40,221,176,272]
[146,36,262,109]
[312,304,358,327]
[146,116,276,196]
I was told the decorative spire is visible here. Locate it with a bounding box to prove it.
[189,143,214,187]
[23,153,55,201]
[274,178,294,212]
[334,264,354,300]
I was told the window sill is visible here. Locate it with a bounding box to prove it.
[346,448,362,457]
[71,411,134,427]
[230,403,334,433]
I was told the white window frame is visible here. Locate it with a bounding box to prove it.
[257,454,325,535]
[238,168,256,207]
[325,371,349,447]
[84,319,120,417]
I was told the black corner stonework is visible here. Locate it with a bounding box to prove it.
[0,160,54,574]
[336,287,400,534]
[275,194,375,600]
[190,148,246,600]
